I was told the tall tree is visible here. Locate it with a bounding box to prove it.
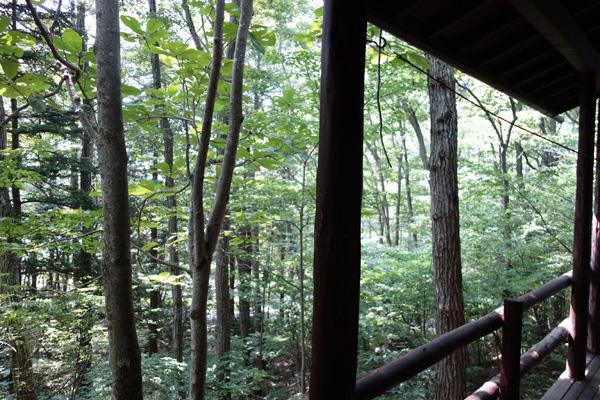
[95,0,143,397]
[427,55,466,400]
[0,97,37,400]
[189,0,254,398]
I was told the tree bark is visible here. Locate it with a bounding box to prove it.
[1,98,37,400]
[401,133,418,243]
[215,219,231,400]
[394,152,402,246]
[238,224,253,340]
[95,0,143,397]
[189,0,253,398]
[427,55,466,400]
[366,142,392,246]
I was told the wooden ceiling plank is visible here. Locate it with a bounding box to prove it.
[455,15,521,58]
[508,61,571,88]
[529,74,578,97]
[508,0,600,73]
[429,0,496,39]
[497,48,559,79]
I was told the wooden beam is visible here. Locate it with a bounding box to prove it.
[589,98,600,354]
[508,0,600,73]
[309,1,366,399]
[567,72,596,380]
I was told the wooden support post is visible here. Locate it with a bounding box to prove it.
[309,1,366,399]
[568,72,596,380]
[500,298,524,400]
[589,97,600,354]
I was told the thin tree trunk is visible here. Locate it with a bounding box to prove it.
[1,98,37,400]
[427,55,466,400]
[148,164,160,354]
[215,219,231,400]
[182,0,203,51]
[401,134,417,242]
[189,1,253,398]
[214,21,236,385]
[394,135,402,246]
[238,224,253,340]
[95,0,143,396]
[251,224,264,368]
[366,142,392,246]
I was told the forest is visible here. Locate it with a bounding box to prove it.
[0,0,587,399]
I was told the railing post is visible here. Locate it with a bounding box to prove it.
[589,96,600,353]
[568,72,596,380]
[309,1,367,399]
[500,298,524,400]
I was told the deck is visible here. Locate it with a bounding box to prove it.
[541,353,600,400]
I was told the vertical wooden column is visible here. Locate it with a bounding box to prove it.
[568,72,596,380]
[309,1,367,399]
[500,298,524,400]
[589,96,600,353]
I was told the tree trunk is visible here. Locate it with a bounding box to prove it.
[427,55,466,400]
[215,220,231,400]
[238,224,253,340]
[1,97,37,400]
[366,142,392,246]
[401,134,417,243]
[73,0,94,283]
[95,0,143,397]
[394,153,402,246]
[189,0,253,398]
[145,0,183,360]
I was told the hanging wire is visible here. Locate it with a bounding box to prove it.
[392,52,587,159]
[374,30,393,168]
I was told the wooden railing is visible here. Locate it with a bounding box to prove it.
[355,271,573,400]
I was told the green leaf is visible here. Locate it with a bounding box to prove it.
[129,182,152,196]
[155,162,171,174]
[61,28,82,53]
[0,17,10,32]
[142,241,158,251]
[0,58,18,78]
[121,16,143,35]
[122,84,141,96]
[224,2,240,18]
[223,21,238,41]
[146,18,161,34]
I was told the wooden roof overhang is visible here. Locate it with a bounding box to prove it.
[367,0,600,116]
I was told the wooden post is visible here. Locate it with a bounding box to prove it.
[567,72,596,380]
[309,1,366,399]
[500,298,524,400]
[589,96,600,353]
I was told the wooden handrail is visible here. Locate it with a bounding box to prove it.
[355,271,573,400]
[466,319,570,400]
[515,271,572,311]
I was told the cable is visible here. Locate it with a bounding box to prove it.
[393,52,585,158]
[374,30,392,168]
